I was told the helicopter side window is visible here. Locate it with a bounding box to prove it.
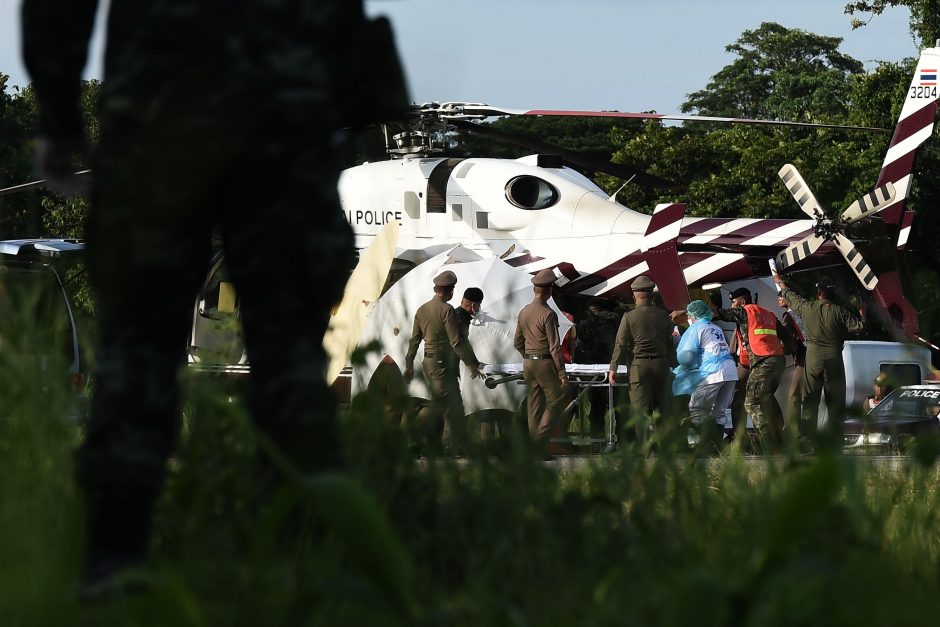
[427,158,465,214]
[505,176,559,210]
[404,192,420,219]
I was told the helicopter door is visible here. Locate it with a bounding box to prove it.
[426,158,465,240]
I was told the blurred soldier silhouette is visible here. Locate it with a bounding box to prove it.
[22,0,407,594]
[575,298,621,445]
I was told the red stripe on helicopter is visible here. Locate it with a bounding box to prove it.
[561,251,646,292]
[677,218,728,239]
[886,102,938,147]
[679,217,812,245]
[523,109,666,120]
[646,203,686,234]
[875,150,917,225]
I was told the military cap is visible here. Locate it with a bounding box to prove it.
[587,297,613,311]
[729,286,751,300]
[433,270,458,287]
[873,372,890,387]
[815,280,836,298]
[630,275,655,292]
[463,287,484,303]
[531,269,557,286]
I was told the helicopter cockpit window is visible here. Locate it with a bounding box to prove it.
[505,176,559,210]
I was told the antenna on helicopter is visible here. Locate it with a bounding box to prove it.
[607,176,635,202]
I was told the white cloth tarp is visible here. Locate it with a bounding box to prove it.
[353,248,574,414]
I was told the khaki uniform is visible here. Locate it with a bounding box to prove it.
[780,308,807,427]
[781,286,865,438]
[609,303,677,443]
[405,297,480,450]
[514,302,566,439]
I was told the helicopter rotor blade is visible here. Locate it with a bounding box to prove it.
[840,181,896,225]
[774,233,826,273]
[778,164,825,221]
[831,233,878,290]
[0,170,92,197]
[421,103,891,133]
[448,118,677,189]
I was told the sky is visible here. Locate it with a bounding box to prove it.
[0,0,919,114]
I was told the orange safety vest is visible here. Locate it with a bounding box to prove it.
[733,327,750,367]
[742,304,784,356]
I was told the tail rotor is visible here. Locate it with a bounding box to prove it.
[773,163,896,291]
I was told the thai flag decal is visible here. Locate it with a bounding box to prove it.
[921,69,937,85]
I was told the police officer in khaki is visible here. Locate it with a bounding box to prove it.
[608,275,677,444]
[404,271,482,452]
[514,269,569,444]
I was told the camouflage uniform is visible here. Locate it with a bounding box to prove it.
[22,0,403,571]
[714,305,789,447]
[576,307,621,439]
[781,285,865,440]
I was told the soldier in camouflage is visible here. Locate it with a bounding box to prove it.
[22,0,406,594]
[710,287,791,451]
[576,298,621,443]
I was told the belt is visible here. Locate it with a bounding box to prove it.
[633,355,661,360]
[424,351,451,359]
[524,353,551,360]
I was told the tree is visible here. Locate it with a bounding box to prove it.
[682,22,864,122]
[605,24,881,219]
[0,74,41,236]
[0,79,99,240]
[844,0,940,49]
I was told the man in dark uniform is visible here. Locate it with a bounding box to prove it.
[454,287,484,339]
[709,287,790,450]
[453,287,494,440]
[576,298,621,444]
[404,271,482,452]
[514,269,569,447]
[778,293,807,429]
[22,0,407,593]
[608,275,677,445]
[775,276,866,445]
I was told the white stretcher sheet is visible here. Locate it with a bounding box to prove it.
[483,363,629,376]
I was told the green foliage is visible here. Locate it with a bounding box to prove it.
[684,22,864,122]
[7,362,940,625]
[845,0,940,48]
[0,80,98,240]
[451,115,640,162]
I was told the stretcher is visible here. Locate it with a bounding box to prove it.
[482,363,629,451]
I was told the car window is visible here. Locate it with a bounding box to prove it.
[0,265,75,366]
[869,389,940,420]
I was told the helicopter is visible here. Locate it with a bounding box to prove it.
[1,46,937,346]
[338,42,940,339]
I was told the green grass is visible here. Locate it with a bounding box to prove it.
[3,360,940,626]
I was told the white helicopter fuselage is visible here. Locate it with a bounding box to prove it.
[339,154,645,258]
[338,154,815,301]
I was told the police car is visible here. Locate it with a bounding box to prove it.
[844,384,940,449]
